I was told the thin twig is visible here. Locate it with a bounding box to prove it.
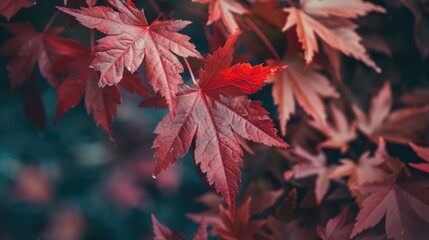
[183,57,197,86]
[244,17,281,61]
[43,10,60,32]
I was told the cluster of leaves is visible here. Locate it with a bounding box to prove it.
[2,0,429,239]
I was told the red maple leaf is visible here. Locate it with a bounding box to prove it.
[152,32,288,216]
[215,197,266,240]
[151,215,207,240]
[58,0,202,114]
[0,23,65,90]
[0,0,35,21]
[48,38,149,138]
[0,23,76,128]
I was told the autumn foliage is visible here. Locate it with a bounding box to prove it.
[2,0,429,239]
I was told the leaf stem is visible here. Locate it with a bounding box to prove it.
[90,30,95,50]
[43,10,60,32]
[183,57,197,86]
[244,17,281,61]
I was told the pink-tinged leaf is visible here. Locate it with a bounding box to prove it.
[0,0,35,21]
[152,32,288,217]
[302,0,385,18]
[215,198,266,240]
[329,139,388,202]
[289,146,333,203]
[409,142,429,174]
[151,215,185,240]
[352,177,429,239]
[310,104,357,152]
[317,207,353,240]
[353,82,391,136]
[267,55,339,135]
[282,0,384,72]
[193,222,208,240]
[58,0,202,114]
[193,0,249,34]
[353,82,429,144]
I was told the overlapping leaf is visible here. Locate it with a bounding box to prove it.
[287,146,334,203]
[193,0,248,34]
[353,82,429,144]
[0,0,35,20]
[282,0,385,71]
[267,55,339,135]
[0,23,72,128]
[152,214,208,240]
[329,138,388,202]
[409,142,429,174]
[309,104,357,152]
[352,174,429,239]
[48,38,149,138]
[152,32,288,216]
[58,0,202,114]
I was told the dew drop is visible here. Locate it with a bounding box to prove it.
[152,174,157,179]
[169,148,174,152]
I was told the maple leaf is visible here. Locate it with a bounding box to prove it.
[194,222,209,240]
[151,215,186,240]
[287,146,334,203]
[58,0,202,114]
[0,23,77,128]
[353,81,429,144]
[282,0,385,72]
[193,0,249,34]
[215,197,266,240]
[409,142,429,174]
[351,174,429,239]
[317,207,353,240]
[151,214,208,240]
[152,32,288,216]
[329,138,388,202]
[0,0,35,21]
[309,103,357,152]
[0,23,65,90]
[49,38,147,137]
[267,55,339,135]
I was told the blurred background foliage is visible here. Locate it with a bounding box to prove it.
[1,0,429,239]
